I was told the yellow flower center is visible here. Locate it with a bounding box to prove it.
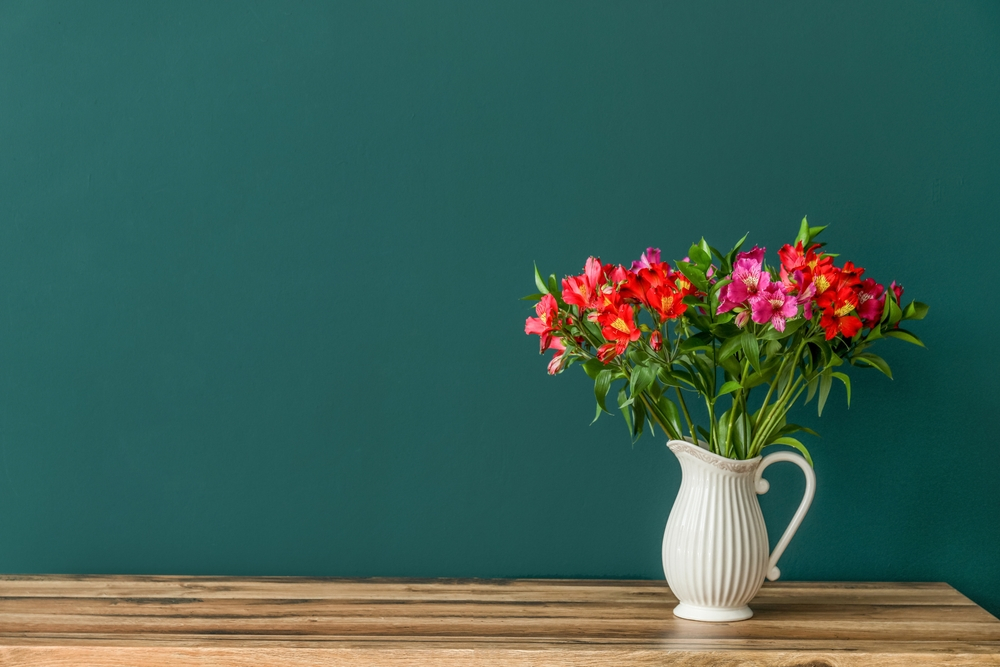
[660,295,674,312]
[835,302,855,317]
[610,318,631,334]
[813,274,831,292]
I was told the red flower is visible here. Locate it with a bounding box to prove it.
[836,261,865,290]
[650,330,663,351]
[779,242,834,288]
[646,282,688,320]
[817,286,863,340]
[597,343,619,363]
[524,294,560,352]
[561,257,605,310]
[545,336,568,375]
[596,302,641,361]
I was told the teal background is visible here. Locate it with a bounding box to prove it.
[1,1,999,614]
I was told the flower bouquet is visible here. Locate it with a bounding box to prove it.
[523,218,928,621]
[524,218,927,462]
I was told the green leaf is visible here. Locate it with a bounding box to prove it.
[547,274,560,295]
[678,331,714,353]
[657,396,684,438]
[632,397,646,440]
[778,423,821,438]
[727,232,750,262]
[715,409,730,454]
[807,225,828,243]
[854,352,893,379]
[902,301,929,320]
[805,375,819,404]
[521,292,545,301]
[717,335,744,362]
[717,380,742,397]
[594,369,614,414]
[675,261,709,293]
[817,368,833,417]
[689,244,712,270]
[761,317,805,340]
[699,237,712,257]
[583,358,605,380]
[533,263,549,295]
[741,331,761,373]
[630,363,657,397]
[768,437,814,467]
[618,387,632,434]
[794,216,810,245]
[885,329,925,347]
[888,295,903,326]
[831,371,851,408]
[711,277,732,295]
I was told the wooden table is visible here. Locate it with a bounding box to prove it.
[0,576,997,665]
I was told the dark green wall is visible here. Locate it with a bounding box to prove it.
[1,1,998,614]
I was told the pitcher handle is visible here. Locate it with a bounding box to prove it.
[754,451,816,582]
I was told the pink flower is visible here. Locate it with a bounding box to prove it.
[736,245,766,264]
[717,257,771,314]
[856,278,885,327]
[750,283,798,332]
[630,247,661,271]
[890,281,904,302]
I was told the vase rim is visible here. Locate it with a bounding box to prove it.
[666,438,761,473]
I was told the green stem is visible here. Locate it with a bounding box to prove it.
[753,340,803,433]
[751,374,806,454]
[638,392,681,441]
[674,386,699,446]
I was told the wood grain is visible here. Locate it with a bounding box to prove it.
[0,576,996,665]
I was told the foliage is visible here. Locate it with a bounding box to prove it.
[524,218,928,462]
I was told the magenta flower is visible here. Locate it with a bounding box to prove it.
[630,247,661,271]
[750,283,798,332]
[856,278,885,327]
[736,245,766,264]
[717,257,771,314]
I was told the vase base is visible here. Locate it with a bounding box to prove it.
[673,603,753,622]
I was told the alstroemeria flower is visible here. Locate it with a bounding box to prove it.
[546,336,568,375]
[736,245,766,264]
[646,281,687,321]
[779,242,834,291]
[630,247,662,271]
[717,257,770,314]
[561,257,605,310]
[650,330,663,351]
[750,283,798,332]
[609,264,630,285]
[836,261,865,290]
[597,302,641,360]
[525,293,561,352]
[818,286,863,340]
[891,281,904,302]
[809,263,840,297]
[856,278,885,327]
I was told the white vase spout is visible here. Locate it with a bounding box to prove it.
[662,439,815,623]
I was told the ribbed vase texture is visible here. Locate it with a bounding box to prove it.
[662,441,767,619]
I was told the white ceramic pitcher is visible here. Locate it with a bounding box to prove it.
[662,439,816,622]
